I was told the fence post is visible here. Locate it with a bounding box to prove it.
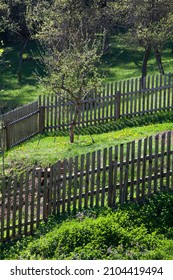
[39,106,45,133]
[116,91,121,120]
[5,120,11,149]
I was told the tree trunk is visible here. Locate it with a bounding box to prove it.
[69,102,80,143]
[17,37,29,83]
[154,48,164,75]
[141,45,151,89]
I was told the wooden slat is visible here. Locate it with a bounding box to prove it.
[141,138,147,200]
[146,76,150,112]
[73,156,78,212]
[0,178,6,241]
[124,142,130,202]
[56,161,61,215]
[36,169,42,228]
[112,145,118,207]
[160,133,165,191]
[90,151,96,208]
[102,86,105,123]
[18,173,23,237]
[30,171,35,234]
[166,131,171,190]
[78,155,84,210]
[148,136,153,196]
[84,153,90,208]
[43,168,48,220]
[6,177,12,239]
[61,160,67,214]
[136,139,142,200]
[67,158,73,212]
[96,150,101,207]
[52,163,57,215]
[154,134,159,193]
[130,141,135,201]
[12,176,18,237]
[119,144,124,204]
[24,172,29,235]
[108,147,113,207]
[101,148,107,207]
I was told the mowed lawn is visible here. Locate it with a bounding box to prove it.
[1,122,173,176]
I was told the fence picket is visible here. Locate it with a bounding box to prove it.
[141,138,147,200]
[12,176,18,237]
[136,139,142,201]
[6,177,11,239]
[90,151,96,208]
[84,153,90,208]
[24,172,29,235]
[73,157,78,213]
[36,169,42,228]
[148,136,153,196]
[130,141,135,201]
[18,173,23,237]
[112,145,118,207]
[119,144,124,204]
[96,150,101,207]
[124,143,130,202]
[79,155,84,210]
[160,133,166,191]
[166,131,171,190]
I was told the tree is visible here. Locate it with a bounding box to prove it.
[0,0,32,82]
[108,0,173,83]
[32,0,105,143]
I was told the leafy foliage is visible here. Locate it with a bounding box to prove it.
[1,192,173,260]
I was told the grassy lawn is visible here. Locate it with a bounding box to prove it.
[1,122,173,176]
[101,36,173,82]
[1,36,173,113]
[0,40,45,114]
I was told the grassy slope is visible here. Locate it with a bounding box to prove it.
[1,122,173,176]
[1,37,173,113]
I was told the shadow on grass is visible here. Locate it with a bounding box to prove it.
[0,40,43,113]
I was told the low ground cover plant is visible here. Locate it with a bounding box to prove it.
[1,192,173,260]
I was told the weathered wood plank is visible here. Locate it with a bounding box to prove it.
[84,153,90,208]
[101,148,107,207]
[90,151,96,208]
[96,150,101,207]
[78,155,84,210]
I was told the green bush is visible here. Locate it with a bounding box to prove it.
[2,192,173,260]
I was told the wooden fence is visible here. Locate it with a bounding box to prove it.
[41,73,173,132]
[0,101,41,149]
[0,131,173,242]
[0,73,173,149]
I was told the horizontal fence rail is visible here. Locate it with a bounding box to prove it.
[0,130,173,242]
[0,73,173,149]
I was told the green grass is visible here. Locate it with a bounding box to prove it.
[101,36,173,82]
[1,122,173,176]
[0,40,46,114]
[1,192,173,260]
[1,36,173,113]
